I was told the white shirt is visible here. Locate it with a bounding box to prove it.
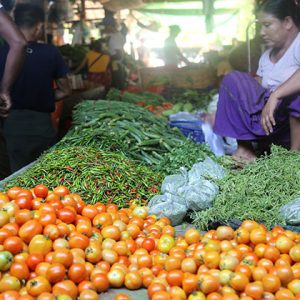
[0,4,2,8]
[257,32,300,91]
[108,32,125,58]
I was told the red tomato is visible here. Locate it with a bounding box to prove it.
[15,196,32,210]
[52,280,78,300]
[57,208,76,224]
[92,273,109,293]
[10,262,30,280]
[124,271,142,290]
[3,236,23,255]
[26,276,51,297]
[166,270,184,287]
[15,209,33,226]
[19,220,43,244]
[142,238,156,252]
[34,184,49,198]
[7,186,22,200]
[52,249,73,268]
[39,213,57,227]
[46,263,66,284]
[26,253,44,271]
[68,263,88,284]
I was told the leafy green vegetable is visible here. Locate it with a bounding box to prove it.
[155,140,214,175]
[190,146,300,230]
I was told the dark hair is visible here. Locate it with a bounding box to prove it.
[14,4,45,29]
[256,0,300,28]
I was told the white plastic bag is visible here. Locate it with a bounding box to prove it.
[184,179,219,211]
[148,194,188,226]
[161,168,188,195]
[281,198,300,225]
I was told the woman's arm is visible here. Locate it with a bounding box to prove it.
[272,68,300,99]
[261,69,300,135]
[0,9,26,117]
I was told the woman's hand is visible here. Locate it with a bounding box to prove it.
[261,93,281,135]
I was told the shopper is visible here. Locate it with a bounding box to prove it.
[0,4,70,173]
[0,5,26,179]
[214,0,300,162]
[163,25,190,67]
[103,18,126,90]
[75,39,111,89]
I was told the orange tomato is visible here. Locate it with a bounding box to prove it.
[68,263,87,284]
[52,280,78,300]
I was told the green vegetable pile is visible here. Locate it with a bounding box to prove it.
[155,140,214,175]
[5,147,162,207]
[106,88,166,106]
[58,44,88,70]
[56,100,192,165]
[167,89,217,111]
[191,146,300,230]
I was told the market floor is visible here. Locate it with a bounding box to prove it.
[100,223,197,300]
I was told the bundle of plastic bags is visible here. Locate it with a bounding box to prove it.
[148,157,226,225]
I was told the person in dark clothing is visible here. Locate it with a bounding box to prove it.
[0,4,71,173]
[0,4,26,179]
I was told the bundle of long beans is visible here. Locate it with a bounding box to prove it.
[56,100,195,166]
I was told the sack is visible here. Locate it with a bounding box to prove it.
[148,194,188,226]
[280,198,300,225]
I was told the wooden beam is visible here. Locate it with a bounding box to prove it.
[80,0,86,19]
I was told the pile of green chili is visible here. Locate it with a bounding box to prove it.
[5,146,163,207]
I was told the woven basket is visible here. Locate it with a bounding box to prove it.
[139,65,217,89]
[139,66,172,88]
[171,65,217,89]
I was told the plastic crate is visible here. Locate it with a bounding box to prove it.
[169,120,205,143]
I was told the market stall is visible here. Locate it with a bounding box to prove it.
[1,0,300,300]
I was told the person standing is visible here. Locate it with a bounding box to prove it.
[104,18,126,90]
[74,39,111,90]
[163,25,190,67]
[0,5,26,179]
[0,4,71,173]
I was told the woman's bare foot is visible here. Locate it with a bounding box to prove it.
[233,141,257,163]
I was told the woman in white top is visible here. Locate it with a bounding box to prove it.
[214,0,300,162]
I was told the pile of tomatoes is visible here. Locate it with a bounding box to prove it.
[1,184,300,300]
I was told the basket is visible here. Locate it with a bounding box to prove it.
[171,65,217,89]
[139,66,172,88]
[169,120,205,143]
